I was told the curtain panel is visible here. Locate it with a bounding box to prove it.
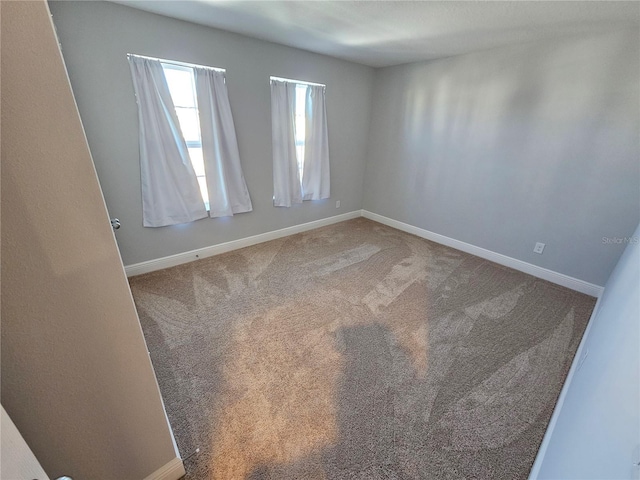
[193,67,252,217]
[270,80,302,207]
[271,79,330,207]
[302,84,330,201]
[127,55,207,227]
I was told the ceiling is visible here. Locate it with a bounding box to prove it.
[113,1,640,67]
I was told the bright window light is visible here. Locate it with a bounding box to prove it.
[162,63,209,210]
[294,84,307,182]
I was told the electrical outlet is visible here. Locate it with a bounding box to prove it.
[336,200,341,208]
[632,444,640,479]
[534,242,545,254]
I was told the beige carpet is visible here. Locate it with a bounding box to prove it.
[129,218,595,479]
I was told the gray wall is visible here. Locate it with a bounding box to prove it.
[363,30,639,286]
[50,1,638,286]
[535,222,639,479]
[48,0,374,266]
[1,1,178,478]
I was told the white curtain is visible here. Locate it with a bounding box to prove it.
[127,55,207,227]
[193,67,252,217]
[271,80,302,207]
[302,85,330,200]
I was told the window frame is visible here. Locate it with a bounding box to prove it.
[270,76,327,185]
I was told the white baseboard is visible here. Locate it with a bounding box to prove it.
[361,210,603,297]
[527,293,604,479]
[125,208,604,297]
[143,457,185,480]
[125,210,362,277]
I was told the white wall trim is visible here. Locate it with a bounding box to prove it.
[361,210,604,297]
[142,457,185,480]
[125,211,362,276]
[527,293,604,479]
[125,209,604,297]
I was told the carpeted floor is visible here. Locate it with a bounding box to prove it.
[129,218,596,480]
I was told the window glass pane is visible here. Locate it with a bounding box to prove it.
[162,65,196,108]
[160,61,209,209]
[196,176,210,211]
[188,147,205,177]
[294,85,307,145]
[294,84,307,180]
[296,145,304,175]
[176,108,201,143]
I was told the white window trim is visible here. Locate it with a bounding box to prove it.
[270,76,325,88]
[128,53,225,73]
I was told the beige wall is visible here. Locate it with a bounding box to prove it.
[1,406,50,480]
[1,1,180,478]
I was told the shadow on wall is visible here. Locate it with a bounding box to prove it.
[363,27,639,286]
[399,29,637,223]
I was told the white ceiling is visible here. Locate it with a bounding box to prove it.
[113,1,640,67]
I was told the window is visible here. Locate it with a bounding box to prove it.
[128,53,252,226]
[270,76,330,207]
[161,63,209,210]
